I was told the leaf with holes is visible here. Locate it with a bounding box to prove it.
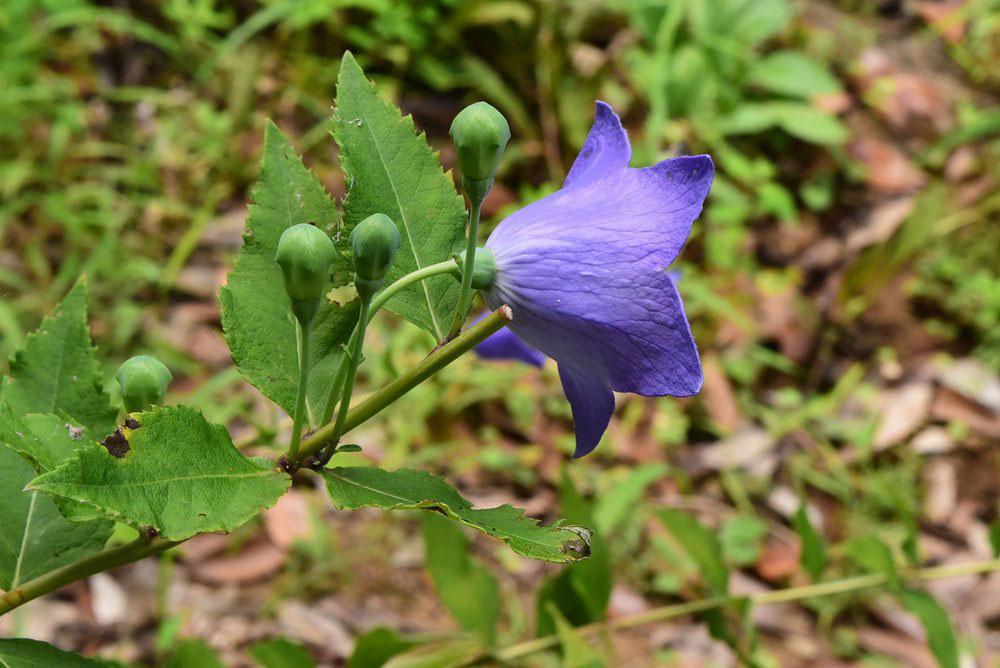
[220,121,358,422]
[0,445,112,591]
[322,467,591,563]
[0,278,116,440]
[28,405,290,540]
[334,52,467,341]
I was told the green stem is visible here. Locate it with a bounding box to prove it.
[448,197,482,340]
[371,259,460,317]
[0,537,180,617]
[486,559,1000,664]
[285,318,313,461]
[318,259,461,427]
[299,305,513,463]
[319,297,371,463]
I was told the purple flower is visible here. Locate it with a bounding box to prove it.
[472,312,547,367]
[482,102,712,457]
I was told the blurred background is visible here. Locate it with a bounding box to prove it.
[1,0,1000,665]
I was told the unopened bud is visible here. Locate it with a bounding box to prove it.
[450,102,510,199]
[275,223,337,323]
[116,355,172,413]
[351,213,400,298]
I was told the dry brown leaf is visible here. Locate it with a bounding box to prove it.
[190,537,287,584]
[931,388,1000,438]
[262,489,312,549]
[848,137,925,193]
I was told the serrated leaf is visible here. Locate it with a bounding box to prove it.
[0,405,105,522]
[1,278,116,439]
[421,513,500,645]
[322,466,591,563]
[656,508,729,594]
[334,52,467,340]
[0,445,112,591]
[28,405,290,540]
[0,639,106,667]
[249,638,316,668]
[896,588,960,668]
[220,120,358,421]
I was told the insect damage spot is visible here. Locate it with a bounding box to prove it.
[100,430,130,459]
[559,526,594,560]
[64,423,84,440]
[124,417,141,430]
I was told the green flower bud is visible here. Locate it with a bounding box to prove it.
[275,223,337,323]
[116,355,172,413]
[350,213,400,298]
[450,102,510,190]
[452,246,496,291]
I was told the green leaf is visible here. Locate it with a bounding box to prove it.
[333,52,467,340]
[322,466,591,563]
[347,628,416,668]
[656,508,728,593]
[165,639,225,668]
[421,513,500,645]
[843,535,898,588]
[0,638,105,667]
[0,445,111,590]
[774,104,849,145]
[550,604,607,668]
[0,407,106,522]
[1,278,116,439]
[29,405,290,540]
[249,638,315,668]
[220,120,358,421]
[535,471,612,636]
[381,639,482,668]
[722,102,848,145]
[792,505,828,582]
[719,515,767,567]
[593,463,667,535]
[896,588,960,668]
[747,51,842,99]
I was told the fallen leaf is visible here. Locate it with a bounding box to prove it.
[262,489,312,549]
[190,537,287,584]
[848,137,925,193]
[874,382,933,450]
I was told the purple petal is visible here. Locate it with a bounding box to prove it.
[482,102,712,457]
[563,102,631,190]
[490,265,702,397]
[558,365,615,458]
[472,313,546,367]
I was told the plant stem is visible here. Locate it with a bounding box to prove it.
[448,197,482,340]
[299,305,513,463]
[0,307,515,617]
[285,318,313,461]
[318,259,460,427]
[371,259,460,317]
[0,537,180,617]
[485,558,1000,663]
[319,297,371,463]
